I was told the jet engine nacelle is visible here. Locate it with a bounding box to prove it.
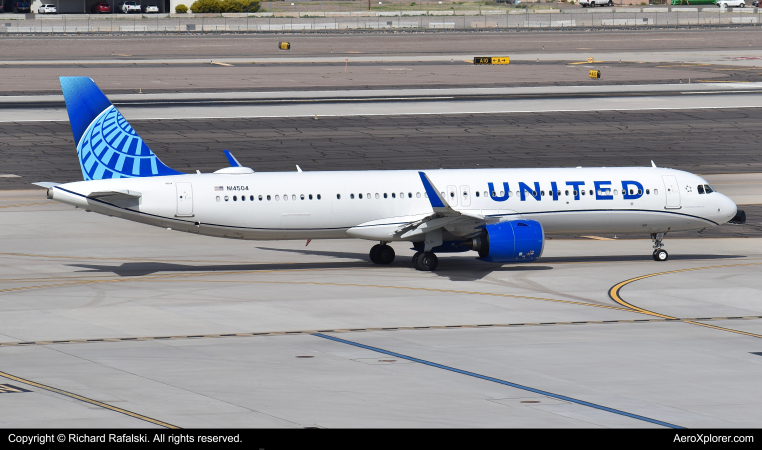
[468,220,545,263]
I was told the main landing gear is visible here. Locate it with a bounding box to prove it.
[369,243,395,265]
[651,232,669,262]
[412,251,438,271]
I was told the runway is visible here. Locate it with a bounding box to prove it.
[2,30,762,429]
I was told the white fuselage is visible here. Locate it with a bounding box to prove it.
[49,166,737,242]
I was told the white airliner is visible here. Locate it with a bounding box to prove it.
[38,77,744,271]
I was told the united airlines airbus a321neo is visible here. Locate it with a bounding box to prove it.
[38,77,745,271]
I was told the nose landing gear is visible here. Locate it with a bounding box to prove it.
[369,243,395,265]
[651,232,669,261]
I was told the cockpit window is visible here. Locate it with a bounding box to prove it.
[697,185,705,194]
[704,184,714,194]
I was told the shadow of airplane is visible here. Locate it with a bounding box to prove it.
[68,251,745,281]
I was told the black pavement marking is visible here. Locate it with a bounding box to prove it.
[0,384,31,393]
[3,316,762,347]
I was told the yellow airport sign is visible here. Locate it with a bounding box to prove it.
[278,42,291,50]
[474,57,510,65]
[589,70,601,79]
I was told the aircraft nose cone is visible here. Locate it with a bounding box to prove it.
[716,193,737,224]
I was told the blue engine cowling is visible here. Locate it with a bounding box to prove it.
[473,220,545,263]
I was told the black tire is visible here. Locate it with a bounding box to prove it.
[369,244,381,264]
[376,245,395,265]
[412,251,422,266]
[607,0,613,5]
[590,2,595,7]
[415,252,438,271]
[653,249,669,262]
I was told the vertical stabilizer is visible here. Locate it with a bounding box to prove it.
[59,77,181,181]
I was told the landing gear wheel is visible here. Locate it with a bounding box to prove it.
[415,252,438,271]
[412,251,422,266]
[370,244,395,264]
[653,249,669,262]
[607,0,613,5]
[369,244,381,264]
[376,245,395,265]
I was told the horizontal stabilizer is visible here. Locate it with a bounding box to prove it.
[32,182,61,188]
[87,190,142,200]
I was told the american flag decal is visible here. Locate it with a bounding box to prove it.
[214,186,223,191]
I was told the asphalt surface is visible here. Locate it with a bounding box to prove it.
[5,29,762,61]
[3,108,761,188]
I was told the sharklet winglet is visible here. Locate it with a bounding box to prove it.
[418,171,458,215]
[223,150,242,167]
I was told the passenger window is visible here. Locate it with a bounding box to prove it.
[508,191,512,197]
[475,191,480,197]
[645,190,649,195]
[384,193,388,199]
[250,195,254,201]
[565,190,569,196]
[416,192,421,198]
[350,193,355,199]
[450,192,455,198]
[499,191,504,196]
[392,193,396,198]
[336,194,341,200]
[292,195,296,201]
[233,195,237,201]
[653,189,658,195]
[541,191,545,196]
[284,194,288,201]
[309,194,313,200]
[697,185,705,194]
[375,193,380,199]
[317,194,322,200]
[300,194,304,200]
[275,195,279,201]
[704,185,714,193]
[491,191,496,197]
[613,190,618,196]
[484,191,488,197]
[225,196,229,201]
[589,190,593,196]
[367,193,371,199]
[216,196,220,202]
[637,189,642,195]
[581,190,585,196]
[241,195,245,201]
[267,195,271,201]
[573,190,578,196]
[408,192,412,198]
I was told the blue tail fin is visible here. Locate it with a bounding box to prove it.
[60,77,182,181]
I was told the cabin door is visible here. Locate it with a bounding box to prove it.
[176,182,194,216]
[661,176,681,209]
